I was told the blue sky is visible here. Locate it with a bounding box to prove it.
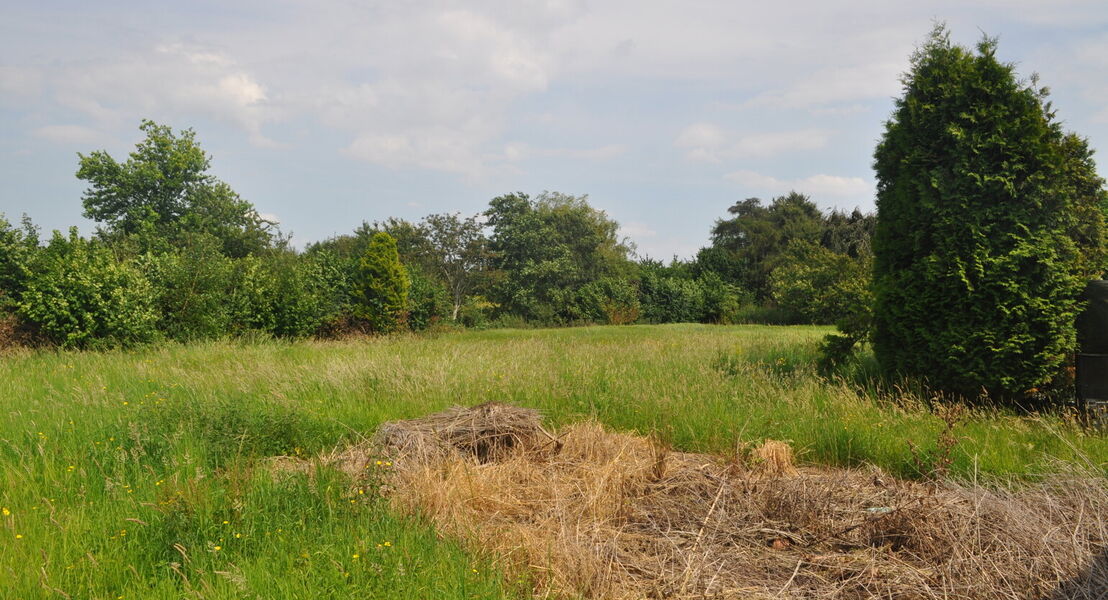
[3,0,1108,258]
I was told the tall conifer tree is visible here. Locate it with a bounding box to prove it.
[872,26,1106,398]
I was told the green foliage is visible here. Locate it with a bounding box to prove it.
[769,241,872,325]
[639,269,705,323]
[226,255,277,334]
[266,252,333,338]
[577,276,641,324]
[220,252,340,339]
[355,233,411,333]
[303,248,358,334]
[78,120,274,257]
[485,192,634,323]
[142,233,234,341]
[872,26,1106,398]
[420,212,491,321]
[698,271,744,324]
[18,229,158,348]
[706,192,823,299]
[407,264,451,331]
[820,209,877,258]
[0,214,39,309]
[635,260,743,324]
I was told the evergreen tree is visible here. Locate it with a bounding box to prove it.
[355,232,410,333]
[872,26,1106,398]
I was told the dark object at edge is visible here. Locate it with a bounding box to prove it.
[1076,280,1108,425]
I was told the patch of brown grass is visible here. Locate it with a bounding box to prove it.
[345,404,1108,599]
[0,312,36,352]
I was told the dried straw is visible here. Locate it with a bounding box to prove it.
[350,404,1108,599]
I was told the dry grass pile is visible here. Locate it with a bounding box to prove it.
[353,404,1107,599]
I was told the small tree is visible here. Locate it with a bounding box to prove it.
[872,26,1106,398]
[421,212,490,321]
[355,232,410,333]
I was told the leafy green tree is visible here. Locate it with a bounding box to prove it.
[265,251,333,338]
[421,213,491,320]
[820,208,876,258]
[77,120,274,257]
[576,276,641,324]
[872,26,1106,398]
[355,232,410,333]
[705,192,823,299]
[485,192,633,323]
[698,271,744,324]
[769,241,872,324]
[19,229,158,348]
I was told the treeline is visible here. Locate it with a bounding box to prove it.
[0,121,874,349]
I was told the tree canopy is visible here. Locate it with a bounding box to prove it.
[485,192,633,323]
[77,120,275,257]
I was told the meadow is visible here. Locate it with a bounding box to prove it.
[2,324,1105,599]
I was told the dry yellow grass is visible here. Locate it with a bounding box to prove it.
[336,404,1108,599]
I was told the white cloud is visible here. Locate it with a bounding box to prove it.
[0,66,42,101]
[32,124,103,145]
[345,130,486,175]
[725,170,873,199]
[744,61,905,110]
[35,43,279,147]
[619,221,657,239]
[502,142,628,162]
[676,125,831,162]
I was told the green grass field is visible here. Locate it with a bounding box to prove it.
[2,324,1105,599]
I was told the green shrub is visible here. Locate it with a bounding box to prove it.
[302,248,357,334]
[267,252,331,338]
[457,295,495,328]
[355,232,410,333]
[227,255,277,334]
[577,276,641,324]
[872,27,1106,399]
[0,214,38,310]
[698,271,744,324]
[407,264,450,331]
[142,233,234,341]
[18,229,158,348]
[639,272,704,323]
[769,241,872,325]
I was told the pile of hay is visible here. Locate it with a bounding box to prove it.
[353,404,1107,599]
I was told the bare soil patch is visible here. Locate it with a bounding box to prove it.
[333,404,1108,599]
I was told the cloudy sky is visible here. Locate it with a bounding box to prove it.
[3,1,1108,258]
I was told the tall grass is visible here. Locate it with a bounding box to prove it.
[1,324,1104,597]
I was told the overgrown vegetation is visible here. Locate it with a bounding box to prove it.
[1,325,1104,597]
